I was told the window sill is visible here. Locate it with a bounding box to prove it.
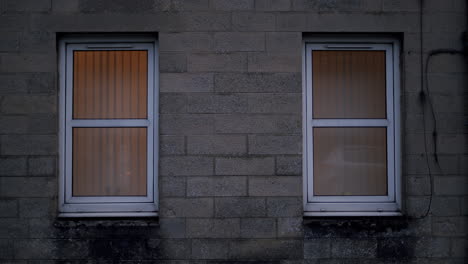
[304,211,402,217]
[58,212,159,218]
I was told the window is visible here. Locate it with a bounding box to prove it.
[58,35,158,217]
[303,37,401,216]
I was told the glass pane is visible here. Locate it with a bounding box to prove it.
[313,127,387,196]
[73,127,147,196]
[73,50,148,119]
[312,50,386,119]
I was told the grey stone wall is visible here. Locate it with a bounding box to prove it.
[0,0,466,263]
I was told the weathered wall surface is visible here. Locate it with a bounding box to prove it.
[0,0,466,263]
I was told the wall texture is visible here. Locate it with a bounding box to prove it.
[0,0,467,263]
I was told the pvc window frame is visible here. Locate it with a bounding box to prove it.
[302,37,401,217]
[58,35,159,218]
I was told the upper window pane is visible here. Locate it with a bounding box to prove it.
[312,50,386,119]
[73,50,148,119]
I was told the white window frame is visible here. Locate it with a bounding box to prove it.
[303,37,401,217]
[58,35,159,217]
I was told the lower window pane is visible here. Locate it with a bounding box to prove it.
[313,127,387,196]
[72,127,147,196]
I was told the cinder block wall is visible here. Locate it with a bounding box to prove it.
[0,0,466,262]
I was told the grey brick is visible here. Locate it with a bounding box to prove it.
[248,52,301,72]
[229,239,303,259]
[433,217,468,237]
[160,32,213,52]
[160,136,185,155]
[0,115,57,134]
[187,94,248,113]
[13,239,54,259]
[187,135,246,155]
[160,52,187,73]
[0,53,55,73]
[214,32,265,52]
[160,73,214,93]
[187,218,240,238]
[249,135,301,155]
[0,135,56,155]
[451,238,467,258]
[160,176,186,197]
[0,177,56,198]
[0,219,28,238]
[160,156,213,176]
[267,197,302,217]
[275,13,307,31]
[215,73,301,92]
[159,218,186,238]
[0,95,55,114]
[0,199,17,217]
[160,114,214,135]
[170,0,209,11]
[431,197,461,216]
[406,176,431,195]
[249,176,301,196]
[182,12,232,31]
[160,198,214,217]
[216,157,274,175]
[256,0,292,11]
[278,217,303,238]
[266,32,302,52]
[19,198,51,218]
[276,156,302,175]
[0,73,55,95]
[215,114,301,134]
[462,196,468,215]
[293,0,382,12]
[406,196,431,218]
[437,134,467,154]
[0,32,20,52]
[160,93,187,113]
[211,0,254,10]
[434,176,468,195]
[187,176,247,196]
[232,12,275,31]
[148,239,191,259]
[241,218,276,238]
[415,237,451,257]
[28,157,55,176]
[248,93,301,113]
[331,239,377,258]
[0,157,27,176]
[191,239,229,259]
[0,15,29,31]
[19,31,55,53]
[79,0,156,13]
[215,197,266,217]
[188,53,247,72]
[3,0,51,12]
[0,239,14,259]
[52,0,80,12]
[304,239,331,259]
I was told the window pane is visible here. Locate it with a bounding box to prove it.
[313,127,387,196]
[72,127,147,196]
[73,50,148,119]
[312,50,386,119]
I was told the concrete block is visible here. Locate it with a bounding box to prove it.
[433,216,468,237]
[249,135,301,154]
[0,135,56,155]
[182,12,232,31]
[147,239,191,259]
[0,219,28,238]
[160,156,213,176]
[437,134,467,154]
[160,136,185,155]
[431,197,460,216]
[2,0,51,12]
[160,73,214,93]
[0,157,27,176]
[215,72,301,92]
[415,237,451,257]
[304,239,331,259]
[160,52,187,73]
[406,176,431,196]
[0,15,29,31]
[276,13,307,31]
[0,239,14,259]
[170,0,209,11]
[462,196,468,215]
[212,0,254,10]
[19,31,55,53]
[247,93,301,113]
[0,73,55,95]
[241,218,276,238]
[160,198,214,217]
[434,176,468,195]
[377,237,415,260]
[215,157,274,175]
[160,176,186,197]
[0,95,55,114]
[267,197,302,217]
[187,218,240,238]
[160,32,213,52]
[187,93,248,113]
[13,239,55,259]
[191,239,229,259]
[78,0,156,13]
[52,0,80,12]
[0,32,20,52]
[215,114,301,134]
[187,176,247,196]
[331,239,377,258]
[159,218,186,238]
[0,115,56,135]
[188,53,247,72]
[229,239,303,259]
[276,156,302,175]
[160,114,214,135]
[160,93,187,113]
[266,32,302,52]
[187,135,247,155]
[0,177,56,198]
[278,217,303,238]
[0,53,55,73]
[27,157,56,176]
[255,0,292,11]
[214,32,265,52]
[406,196,430,218]
[214,197,266,217]
[249,176,301,196]
[248,52,301,72]
[451,237,467,258]
[232,12,275,31]
[292,0,382,12]
[0,199,18,217]
[19,198,51,218]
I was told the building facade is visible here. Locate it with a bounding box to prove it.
[0,0,467,262]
